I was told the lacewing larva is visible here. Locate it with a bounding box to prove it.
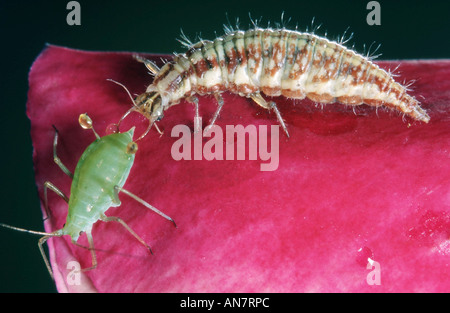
[0,114,176,279]
[115,27,429,138]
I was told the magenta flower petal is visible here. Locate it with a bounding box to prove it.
[28,45,450,292]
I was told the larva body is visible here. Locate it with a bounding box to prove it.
[126,28,429,137]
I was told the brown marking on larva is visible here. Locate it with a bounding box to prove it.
[312,45,324,69]
[337,51,356,82]
[185,45,200,59]
[227,83,238,94]
[237,45,247,67]
[226,46,238,74]
[353,65,366,85]
[364,98,389,108]
[298,37,316,78]
[195,85,208,95]
[268,41,283,77]
[285,42,296,66]
[207,83,226,93]
[320,45,340,82]
[193,58,209,78]
[237,83,258,94]
[307,92,335,103]
[207,54,219,68]
[337,95,363,105]
[282,89,306,99]
[248,42,262,75]
[349,64,365,85]
[262,86,282,96]
[165,73,184,94]
[246,42,257,74]
[153,63,174,86]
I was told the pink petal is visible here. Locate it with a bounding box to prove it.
[28,45,450,292]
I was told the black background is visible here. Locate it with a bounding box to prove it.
[0,0,448,293]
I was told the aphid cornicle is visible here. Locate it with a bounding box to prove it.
[118,27,429,138]
[0,114,176,279]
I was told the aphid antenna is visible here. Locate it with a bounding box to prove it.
[0,223,54,237]
[0,222,59,278]
[107,79,138,108]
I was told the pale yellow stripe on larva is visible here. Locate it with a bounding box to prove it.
[232,31,253,89]
[274,31,289,86]
[294,35,315,92]
[313,41,342,98]
[260,30,285,93]
[169,62,189,100]
[244,29,263,86]
[260,29,278,89]
[281,32,302,94]
[173,55,193,95]
[201,43,223,90]
[213,37,228,88]
[334,52,364,98]
[304,40,327,94]
[361,64,386,101]
[223,34,237,81]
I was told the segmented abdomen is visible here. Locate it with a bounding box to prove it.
[152,28,429,123]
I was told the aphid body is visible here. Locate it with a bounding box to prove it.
[127,27,429,137]
[1,114,175,279]
[62,125,136,241]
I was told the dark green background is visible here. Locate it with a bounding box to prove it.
[0,0,448,293]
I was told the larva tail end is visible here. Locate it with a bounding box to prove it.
[409,100,430,123]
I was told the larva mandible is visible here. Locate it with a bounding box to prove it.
[118,27,430,138]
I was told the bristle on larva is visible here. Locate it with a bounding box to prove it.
[131,28,429,138]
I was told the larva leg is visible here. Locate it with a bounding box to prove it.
[153,123,164,136]
[52,126,73,179]
[186,96,201,133]
[250,93,290,137]
[80,231,97,272]
[100,215,153,255]
[205,93,225,134]
[115,186,176,227]
[43,181,69,220]
[133,54,160,75]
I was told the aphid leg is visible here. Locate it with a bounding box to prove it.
[186,96,201,133]
[100,215,153,255]
[51,126,73,179]
[205,93,224,134]
[115,186,177,228]
[38,235,55,279]
[43,181,69,220]
[250,93,290,137]
[133,54,160,75]
[80,231,98,272]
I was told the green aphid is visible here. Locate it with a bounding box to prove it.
[1,114,176,279]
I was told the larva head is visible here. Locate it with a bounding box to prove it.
[134,91,164,123]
